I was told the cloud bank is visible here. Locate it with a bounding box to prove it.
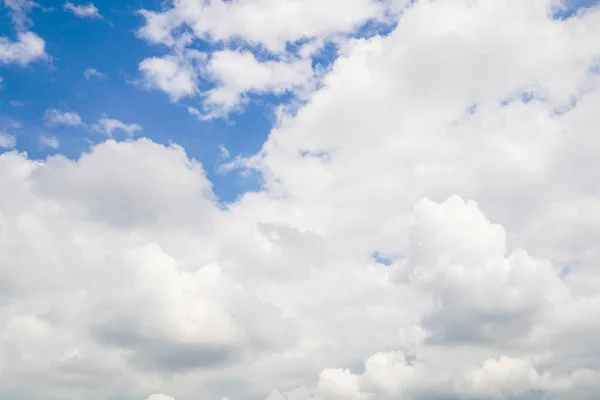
[3,1,600,400]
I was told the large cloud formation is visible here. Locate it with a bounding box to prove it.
[3,0,600,399]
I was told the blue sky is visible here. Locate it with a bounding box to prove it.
[0,0,304,202]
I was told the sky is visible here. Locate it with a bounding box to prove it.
[2,0,600,399]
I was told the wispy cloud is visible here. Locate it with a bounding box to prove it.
[91,115,142,137]
[44,109,83,126]
[63,2,102,19]
[39,135,60,149]
[84,67,106,80]
[0,132,16,149]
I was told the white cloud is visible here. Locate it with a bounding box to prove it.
[0,132,16,149]
[84,67,105,80]
[63,2,101,19]
[187,106,202,119]
[10,100,24,106]
[39,135,59,149]
[142,50,314,118]
[134,0,406,117]
[137,0,390,52]
[91,115,142,137]
[3,0,37,30]
[6,1,600,400]
[0,31,46,65]
[44,109,83,126]
[203,50,314,118]
[139,54,199,100]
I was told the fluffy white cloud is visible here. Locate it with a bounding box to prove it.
[91,115,142,137]
[0,31,46,65]
[63,2,101,19]
[203,50,314,118]
[1,0,48,66]
[44,109,83,126]
[137,0,392,52]
[5,1,600,400]
[140,50,314,117]
[134,0,407,117]
[139,54,200,100]
[401,197,569,345]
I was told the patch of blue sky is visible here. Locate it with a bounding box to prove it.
[466,103,478,115]
[558,259,583,278]
[0,1,274,202]
[551,96,578,116]
[500,88,546,107]
[552,0,600,19]
[589,60,600,75]
[371,250,398,266]
[353,17,397,40]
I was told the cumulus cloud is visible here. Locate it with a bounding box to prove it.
[133,0,401,117]
[402,197,569,345]
[44,109,83,126]
[0,1,48,65]
[0,31,46,65]
[91,115,143,137]
[137,0,390,52]
[63,2,101,19]
[139,54,200,100]
[140,50,313,117]
[5,1,600,400]
[203,51,314,118]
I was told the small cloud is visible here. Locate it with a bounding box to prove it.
[10,100,24,107]
[39,135,59,149]
[63,2,102,19]
[139,55,199,101]
[84,67,106,80]
[0,32,47,66]
[187,106,203,119]
[92,115,142,137]
[44,109,83,126]
[217,144,230,160]
[0,132,16,149]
